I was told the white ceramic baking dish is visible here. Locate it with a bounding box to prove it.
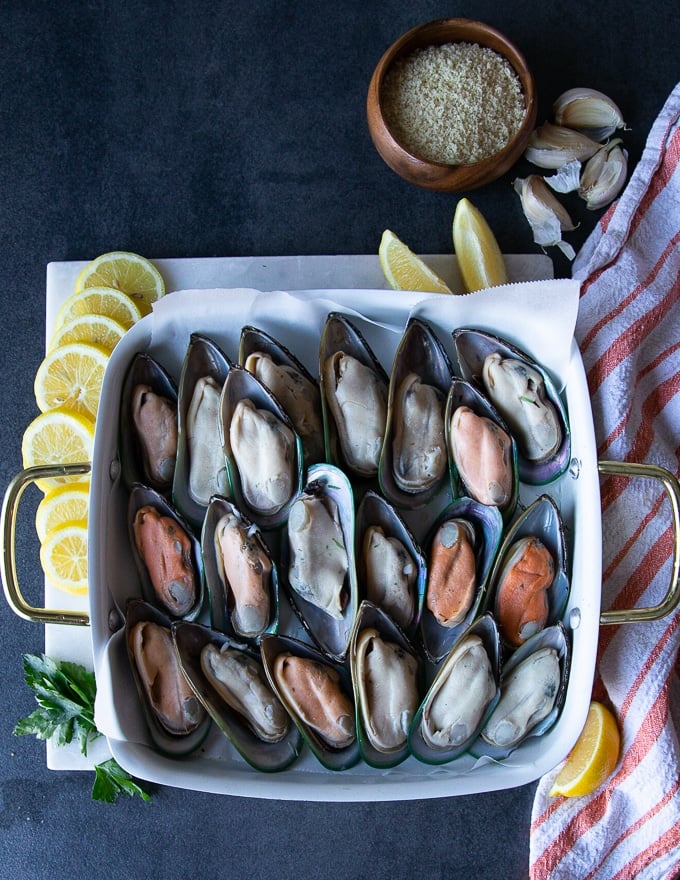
[3,282,679,801]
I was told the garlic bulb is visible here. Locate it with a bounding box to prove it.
[553,88,626,141]
[513,176,577,260]
[524,123,601,170]
[579,140,628,210]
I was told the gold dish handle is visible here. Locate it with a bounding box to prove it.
[1,463,91,626]
[598,460,680,625]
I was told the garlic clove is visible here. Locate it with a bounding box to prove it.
[514,175,577,260]
[544,159,582,194]
[524,122,601,169]
[553,88,626,141]
[579,140,628,210]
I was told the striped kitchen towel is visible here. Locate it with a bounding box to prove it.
[529,82,680,880]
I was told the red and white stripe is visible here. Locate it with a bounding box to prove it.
[529,82,680,880]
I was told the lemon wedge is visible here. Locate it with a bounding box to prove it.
[452,198,508,293]
[39,520,89,595]
[34,342,110,420]
[21,409,95,492]
[549,701,621,797]
[379,229,452,293]
[48,314,127,354]
[75,252,165,316]
[54,286,142,331]
[35,481,90,543]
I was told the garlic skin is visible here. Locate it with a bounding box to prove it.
[513,175,577,260]
[579,140,628,210]
[553,88,626,141]
[544,159,582,194]
[524,122,600,169]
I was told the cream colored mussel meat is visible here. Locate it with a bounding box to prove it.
[422,634,496,750]
[186,375,229,506]
[482,353,562,463]
[245,351,324,465]
[200,643,289,743]
[131,383,178,491]
[362,526,416,631]
[482,646,561,749]
[355,628,419,753]
[287,494,348,620]
[322,352,388,476]
[392,372,447,493]
[229,398,296,516]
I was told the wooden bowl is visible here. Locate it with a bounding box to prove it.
[366,19,537,192]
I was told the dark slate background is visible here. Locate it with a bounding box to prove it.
[0,2,677,878]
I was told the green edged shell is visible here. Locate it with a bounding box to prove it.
[119,352,178,495]
[471,622,571,760]
[201,496,280,643]
[172,621,302,772]
[445,378,519,522]
[319,312,389,484]
[453,328,571,485]
[409,614,501,765]
[124,599,211,757]
[355,489,426,640]
[420,497,504,663]
[260,634,361,771]
[127,483,205,621]
[282,464,359,662]
[348,600,422,769]
[220,364,304,530]
[483,494,570,649]
[173,333,233,528]
[240,325,325,468]
[379,318,453,510]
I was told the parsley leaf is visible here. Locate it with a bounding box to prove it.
[14,653,98,755]
[15,653,152,804]
[92,759,152,804]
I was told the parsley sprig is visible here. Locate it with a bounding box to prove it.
[14,653,151,804]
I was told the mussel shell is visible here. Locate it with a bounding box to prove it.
[172,621,302,772]
[355,490,426,639]
[124,599,211,756]
[219,364,304,530]
[445,378,519,521]
[260,634,361,771]
[128,484,204,621]
[409,614,502,765]
[282,464,359,662]
[470,622,572,760]
[420,497,504,663]
[319,312,390,481]
[348,601,422,769]
[240,325,324,467]
[120,352,178,494]
[201,496,280,642]
[172,333,233,528]
[379,318,454,509]
[453,328,570,485]
[484,494,570,648]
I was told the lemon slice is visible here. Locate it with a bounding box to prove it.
[452,198,508,293]
[379,229,452,293]
[39,520,89,595]
[34,342,110,420]
[54,286,142,331]
[75,252,165,316]
[22,408,95,492]
[35,481,90,543]
[549,702,621,797]
[48,314,127,354]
